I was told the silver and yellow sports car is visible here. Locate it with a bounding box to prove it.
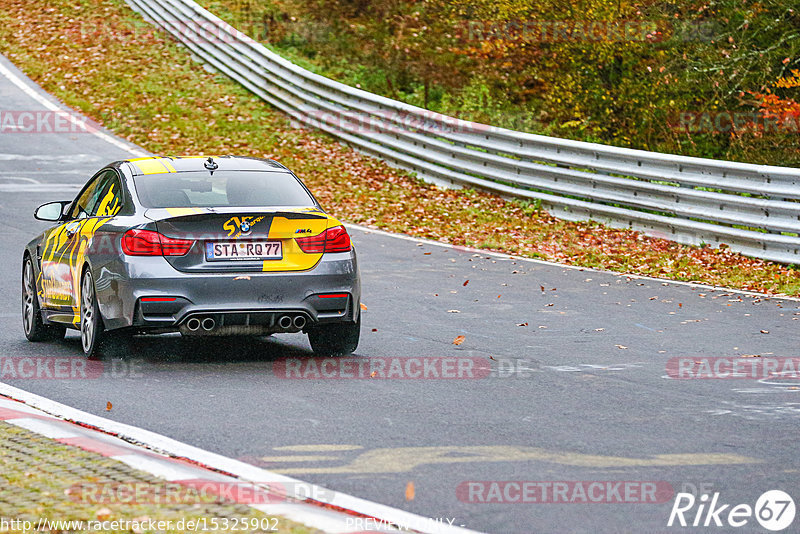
[22,156,361,358]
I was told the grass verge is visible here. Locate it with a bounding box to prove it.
[0,421,316,533]
[0,0,798,295]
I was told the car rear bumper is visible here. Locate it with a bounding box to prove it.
[97,251,360,333]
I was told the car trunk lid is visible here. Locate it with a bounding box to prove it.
[145,207,333,272]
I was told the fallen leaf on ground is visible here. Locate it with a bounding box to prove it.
[360,303,368,311]
[453,335,466,345]
[96,508,112,521]
[405,481,415,501]
[106,402,112,411]
[463,280,469,286]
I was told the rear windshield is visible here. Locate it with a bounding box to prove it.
[132,171,317,208]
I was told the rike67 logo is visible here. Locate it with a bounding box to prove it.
[668,490,795,531]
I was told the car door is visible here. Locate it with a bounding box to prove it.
[39,173,102,314]
[39,170,123,321]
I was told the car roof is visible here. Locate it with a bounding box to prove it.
[122,156,288,176]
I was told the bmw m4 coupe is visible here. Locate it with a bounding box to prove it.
[22,156,361,358]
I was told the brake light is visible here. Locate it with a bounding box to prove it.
[121,229,193,256]
[323,226,352,253]
[295,225,352,254]
[294,232,326,254]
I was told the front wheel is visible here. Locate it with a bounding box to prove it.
[22,257,66,342]
[307,314,360,357]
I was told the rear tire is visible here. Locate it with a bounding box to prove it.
[80,269,129,359]
[22,257,66,342]
[308,313,360,356]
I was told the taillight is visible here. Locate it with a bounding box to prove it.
[121,229,193,256]
[294,232,326,254]
[323,225,351,252]
[295,225,352,254]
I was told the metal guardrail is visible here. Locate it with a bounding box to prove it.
[126,0,800,264]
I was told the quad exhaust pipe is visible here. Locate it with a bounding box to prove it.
[278,314,307,331]
[277,315,293,329]
[186,314,307,334]
[185,316,216,332]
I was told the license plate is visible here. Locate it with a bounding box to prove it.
[206,241,282,261]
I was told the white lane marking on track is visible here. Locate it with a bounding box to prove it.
[0,61,148,157]
[346,224,800,302]
[0,176,39,183]
[0,169,86,174]
[0,153,103,162]
[0,184,81,192]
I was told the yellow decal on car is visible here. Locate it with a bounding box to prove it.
[262,239,323,272]
[259,216,331,272]
[38,217,112,325]
[166,207,204,216]
[223,215,265,238]
[95,184,121,217]
[129,157,177,175]
[267,216,328,238]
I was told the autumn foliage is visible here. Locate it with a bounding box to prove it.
[206,0,800,165]
[0,0,798,295]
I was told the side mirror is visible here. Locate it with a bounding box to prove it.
[34,201,70,222]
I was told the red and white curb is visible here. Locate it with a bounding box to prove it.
[0,387,479,534]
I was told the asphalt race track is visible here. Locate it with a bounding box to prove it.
[1,53,799,533]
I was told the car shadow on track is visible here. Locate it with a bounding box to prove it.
[55,332,326,364]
